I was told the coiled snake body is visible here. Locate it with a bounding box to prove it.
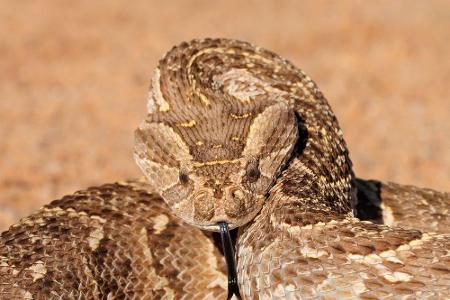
[1,39,449,299]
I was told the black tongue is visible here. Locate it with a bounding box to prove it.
[218,222,242,300]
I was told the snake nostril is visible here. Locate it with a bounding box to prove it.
[193,191,215,221]
[213,188,224,199]
[225,188,246,218]
[231,189,245,201]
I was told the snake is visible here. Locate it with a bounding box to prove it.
[1,38,449,299]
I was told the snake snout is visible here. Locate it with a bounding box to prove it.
[189,186,260,231]
[224,187,248,218]
[193,190,215,222]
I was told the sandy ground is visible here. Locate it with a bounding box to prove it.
[0,1,449,231]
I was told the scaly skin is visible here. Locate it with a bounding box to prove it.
[1,39,449,299]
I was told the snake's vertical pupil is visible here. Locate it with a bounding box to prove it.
[218,222,242,300]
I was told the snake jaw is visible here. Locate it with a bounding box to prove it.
[184,203,263,232]
[162,181,266,232]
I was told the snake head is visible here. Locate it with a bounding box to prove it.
[133,40,302,231]
[134,100,298,231]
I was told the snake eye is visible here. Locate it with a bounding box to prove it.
[245,159,260,183]
[179,172,190,184]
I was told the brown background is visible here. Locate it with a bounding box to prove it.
[1,1,449,231]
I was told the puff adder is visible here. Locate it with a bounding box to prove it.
[1,38,449,299]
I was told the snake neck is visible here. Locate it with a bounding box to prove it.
[269,93,356,225]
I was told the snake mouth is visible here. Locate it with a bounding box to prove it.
[200,222,239,232]
[191,208,262,232]
[186,196,265,232]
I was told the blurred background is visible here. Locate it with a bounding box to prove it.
[0,0,449,231]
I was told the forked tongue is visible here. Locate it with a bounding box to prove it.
[218,222,242,300]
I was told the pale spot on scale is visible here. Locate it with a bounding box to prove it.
[230,112,252,119]
[273,284,286,297]
[300,245,328,258]
[176,119,197,128]
[164,287,175,299]
[381,202,395,226]
[380,250,396,258]
[409,239,424,246]
[23,291,33,300]
[352,281,368,294]
[88,227,104,250]
[199,93,211,106]
[374,263,394,277]
[359,272,370,279]
[146,91,156,113]
[151,214,169,234]
[305,76,313,84]
[421,233,432,241]
[396,244,411,251]
[317,280,334,293]
[196,140,204,146]
[406,233,432,249]
[285,284,297,292]
[27,260,47,282]
[384,272,412,283]
[363,254,382,265]
[139,227,153,261]
[231,136,240,141]
[163,287,175,298]
[207,277,227,290]
[239,96,251,103]
[33,218,45,226]
[159,102,170,112]
[387,256,405,265]
[42,206,65,216]
[71,210,88,217]
[348,254,364,260]
[0,256,9,267]
[90,215,107,223]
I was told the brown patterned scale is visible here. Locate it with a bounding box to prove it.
[1,39,449,299]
